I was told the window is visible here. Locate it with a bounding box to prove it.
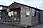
[25,8,30,17]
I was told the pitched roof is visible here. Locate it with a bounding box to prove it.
[9,2,42,11]
[14,0,43,10]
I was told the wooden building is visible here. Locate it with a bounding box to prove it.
[0,2,42,28]
[8,2,41,27]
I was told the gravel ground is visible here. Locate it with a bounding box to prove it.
[0,24,21,28]
[32,24,43,28]
[0,24,43,28]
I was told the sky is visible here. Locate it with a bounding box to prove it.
[0,0,43,10]
[0,0,15,6]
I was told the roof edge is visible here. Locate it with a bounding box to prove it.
[9,2,42,11]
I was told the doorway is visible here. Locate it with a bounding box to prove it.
[8,8,21,24]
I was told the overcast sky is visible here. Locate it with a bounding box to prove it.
[0,0,43,10]
[0,0,15,6]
